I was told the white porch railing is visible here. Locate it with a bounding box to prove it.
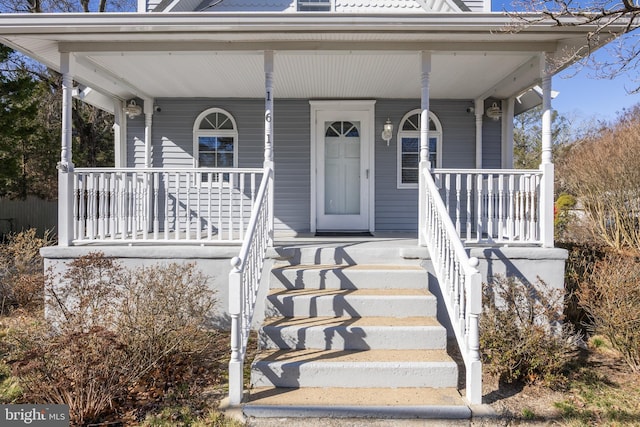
[71,168,264,244]
[422,167,483,405]
[227,167,273,405]
[433,169,543,245]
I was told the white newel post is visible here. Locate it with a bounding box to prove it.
[540,54,554,248]
[467,258,483,405]
[228,258,243,405]
[418,51,431,246]
[264,50,274,245]
[58,52,75,246]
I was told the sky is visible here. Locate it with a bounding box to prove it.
[492,0,640,122]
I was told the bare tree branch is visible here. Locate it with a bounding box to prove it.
[506,1,640,92]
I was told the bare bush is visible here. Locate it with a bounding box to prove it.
[10,253,218,425]
[480,275,580,387]
[578,254,640,372]
[0,228,53,313]
[46,252,125,332]
[12,326,132,426]
[559,106,640,251]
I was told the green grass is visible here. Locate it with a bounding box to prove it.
[141,407,245,427]
[521,408,536,420]
[554,366,640,426]
[0,361,22,403]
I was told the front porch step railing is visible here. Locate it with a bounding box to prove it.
[422,167,483,405]
[433,168,543,245]
[227,166,273,406]
[70,167,264,244]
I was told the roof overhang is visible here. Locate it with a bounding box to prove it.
[0,12,622,106]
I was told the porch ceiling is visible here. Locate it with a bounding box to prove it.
[0,12,617,104]
[75,51,537,100]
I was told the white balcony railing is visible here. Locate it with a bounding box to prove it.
[422,166,483,405]
[228,166,273,405]
[433,169,543,245]
[70,168,264,244]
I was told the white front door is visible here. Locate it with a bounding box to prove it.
[313,102,374,231]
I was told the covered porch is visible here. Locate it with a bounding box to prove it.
[0,13,591,249]
[0,11,605,409]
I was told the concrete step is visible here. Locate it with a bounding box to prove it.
[250,349,459,388]
[259,316,447,351]
[270,264,428,290]
[271,244,428,266]
[265,288,437,318]
[243,386,470,419]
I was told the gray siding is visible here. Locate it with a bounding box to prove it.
[482,99,503,169]
[127,99,308,234]
[127,98,498,234]
[374,99,476,231]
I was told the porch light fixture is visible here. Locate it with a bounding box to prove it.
[486,102,502,121]
[381,118,393,146]
[125,100,142,119]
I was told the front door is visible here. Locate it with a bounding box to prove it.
[313,102,374,231]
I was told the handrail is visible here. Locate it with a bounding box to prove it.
[227,166,273,405]
[422,167,483,405]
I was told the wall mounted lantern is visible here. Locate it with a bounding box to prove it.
[381,118,394,146]
[486,102,502,121]
[125,99,142,119]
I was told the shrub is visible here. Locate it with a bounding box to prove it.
[554,193,576,241]
[10,253,218,426]
[577,254,640,372]
[12,325,132,426]
[480,275,579,386]
[559,106,640,251]
[0,228,53,313]
[560,242,607,334]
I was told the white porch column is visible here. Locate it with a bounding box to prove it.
[264,50,274,243]
[501,98,515,169]
[143,98,153,168]
[58,52,75,246]
[418,51,431,246]
[113,99,127,168]
[540,54,555,247]
[474,98,484,169]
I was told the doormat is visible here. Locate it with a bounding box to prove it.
[315,231,373,237]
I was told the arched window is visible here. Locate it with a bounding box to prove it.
[193,108,238,172]
[397,109,442,189]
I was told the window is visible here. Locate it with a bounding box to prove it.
[298,0,331,11]
[397,109,442,189]
[193,108,238,181]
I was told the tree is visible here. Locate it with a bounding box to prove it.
[508,1,640,92]
[512,105,573,169]
[558,104,640,250]
[0,0,135,13]
[0,46,57,199]
[0,0,130,198]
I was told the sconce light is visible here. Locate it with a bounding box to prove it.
[486,102,502,121]
[381,118,393,146]
[125,99,142,119]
